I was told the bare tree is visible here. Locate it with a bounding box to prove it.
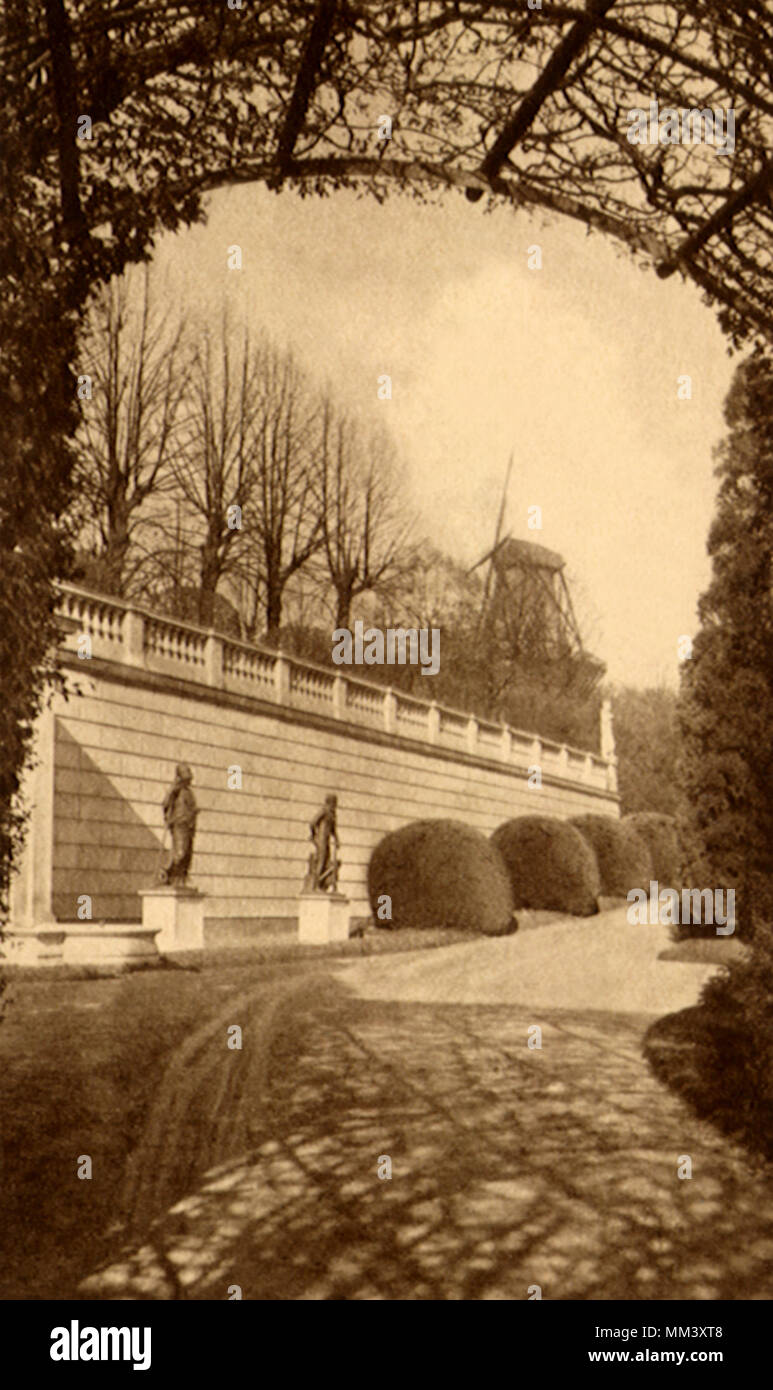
[71,267,189,596]
[236,345,323,641]
[397,546,482,634]
[167,324,265,628]
[162,327,323,637]
[317,403,415,630]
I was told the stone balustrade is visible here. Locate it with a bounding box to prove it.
[56,583,617,792]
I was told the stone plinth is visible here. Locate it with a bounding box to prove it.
[298,892,350,945]
[2,923,159,966]
[63,924,159,965]
[139,886,205,954]
[2,925,67,966]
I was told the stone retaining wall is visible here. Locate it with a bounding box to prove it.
[10,585,619,928]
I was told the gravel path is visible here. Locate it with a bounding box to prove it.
[80,914,773,1301]
[334,907,720,1014]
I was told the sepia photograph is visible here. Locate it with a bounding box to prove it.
[1,0,771,1361]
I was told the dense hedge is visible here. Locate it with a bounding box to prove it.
[570,814,653,898]
[668,814,740,941]
[624,812,681,885]
[367,819,515,935]
[695,934,773,1155]
[623,812,739,942]
[645,934,773,1160]
[490,816,600,917]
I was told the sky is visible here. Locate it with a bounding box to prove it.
[151,179,739,688]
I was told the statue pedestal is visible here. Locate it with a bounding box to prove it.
[139,885,205,955]
[297,892,350,945]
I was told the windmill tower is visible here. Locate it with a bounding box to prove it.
[481,535,587,660]
[468,460,602,673]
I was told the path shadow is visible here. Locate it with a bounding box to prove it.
[81,994,773,1300]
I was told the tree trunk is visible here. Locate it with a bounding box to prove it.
[265,584,283,641]
[198,538,222,627]
[100,518,130,596]
[335,585,354,630]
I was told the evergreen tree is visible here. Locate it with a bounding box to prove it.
[678,353,773,941]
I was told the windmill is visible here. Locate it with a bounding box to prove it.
[468,459,599,668]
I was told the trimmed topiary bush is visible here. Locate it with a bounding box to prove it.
[367,819,515,935]
[569,814,653,899]
[624,812,681,885]
[490,816,600,917]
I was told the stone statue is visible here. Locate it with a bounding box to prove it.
[600,697,616,762]
[158,763,198,885]
[304,793,339,892]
